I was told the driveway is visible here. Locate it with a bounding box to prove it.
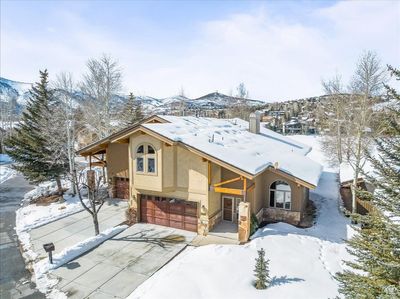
[0,174,44,299]
[29,200,128,260]
[50,223,196,298]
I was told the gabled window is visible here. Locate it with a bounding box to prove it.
[269,180,291,210]
[136,144,156,174]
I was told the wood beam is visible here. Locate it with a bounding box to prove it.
[213,187,243,196]
[243,177,247,201]
[90,161,106,167]
[208,161,211,186]
[247,183,256,192]
[213,176,242,187]
[115,139,129,144]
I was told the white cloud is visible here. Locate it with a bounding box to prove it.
[1,1,399,101]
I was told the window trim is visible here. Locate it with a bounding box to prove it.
[269,180,292,210]
[135,143,157,175]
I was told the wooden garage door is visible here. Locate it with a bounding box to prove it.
[140,195,198,232]
[115,177,129,200]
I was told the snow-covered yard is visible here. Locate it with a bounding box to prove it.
[128,135,354,299]
[0,154,16,184]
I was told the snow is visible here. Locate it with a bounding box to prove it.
[16,192,86,232]
[0,154,16,184]
[128,135,354,299]
[0,165,16,184]
[15,181,89,267]
[144,116,323,186]
[14,171,126,298]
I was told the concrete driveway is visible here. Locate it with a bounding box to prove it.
[29,200,128,260]
[50,223,196,299]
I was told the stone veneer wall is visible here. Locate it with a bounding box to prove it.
[262,207,302,226]
[208,210,222,232]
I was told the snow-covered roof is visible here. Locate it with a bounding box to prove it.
[143,115,322,186]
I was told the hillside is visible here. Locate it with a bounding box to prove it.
[0,77,264,115]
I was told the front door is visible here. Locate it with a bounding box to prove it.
[223,196,234,221]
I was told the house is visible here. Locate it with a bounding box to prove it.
[77,113,322,241]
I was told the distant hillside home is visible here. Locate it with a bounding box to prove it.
[77,113,322,241]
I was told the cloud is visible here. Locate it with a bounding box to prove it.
[1,1,399,101]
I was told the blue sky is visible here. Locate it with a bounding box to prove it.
[1,0,399,101]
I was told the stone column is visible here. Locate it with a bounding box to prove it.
[238,201,250,242]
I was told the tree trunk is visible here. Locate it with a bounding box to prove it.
[56,177,63,195]
[93,212,100,235]
[352,131,363,214]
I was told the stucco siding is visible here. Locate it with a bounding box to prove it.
[130,133,163,192]
[208,163,221,217]
[106,143,129,179]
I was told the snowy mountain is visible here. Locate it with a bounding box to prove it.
[0,77,32,106]
[0,77,264,115]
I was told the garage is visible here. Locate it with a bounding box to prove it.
[115,177,129,200]
[140,195,198,232]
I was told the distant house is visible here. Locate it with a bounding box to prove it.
[77,113,322,241]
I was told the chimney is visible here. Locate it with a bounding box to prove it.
[249,111,261,134]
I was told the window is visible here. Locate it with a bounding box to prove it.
[269,180,291,210]
[136,143,157,174]
[136,157,144,172]
[148,158,155,173]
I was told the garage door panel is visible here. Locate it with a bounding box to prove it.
[184,215,198,225]
[169,214,183,222]
[115,177,129,200]
[155,217,169,226]
[155,210,169,218]
[169,220,184,230]
[184,206,197,216]
[184,223,198,232]
[169,204,184,214]
[140,196,198,232]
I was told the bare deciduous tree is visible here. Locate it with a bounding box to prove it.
[80,54,122,139]
[236,82,249,99]
[72,169,107,235]
[319,74,346,165]
[346,51,387,213]
[54,72,77,194]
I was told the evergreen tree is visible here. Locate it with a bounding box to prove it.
[335,65,400,298]
[254,248,270,289]
[121,92,144,126]
[5,70,68,193]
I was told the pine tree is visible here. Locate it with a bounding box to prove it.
[5,70,68,193]
[335,65,400,298]
[254,248,270,289]
[121,92,144,127]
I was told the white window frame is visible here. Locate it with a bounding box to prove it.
[269,180,291,210]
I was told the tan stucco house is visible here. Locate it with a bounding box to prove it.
[77,114,322,241]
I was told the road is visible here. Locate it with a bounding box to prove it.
[0,173,44,298]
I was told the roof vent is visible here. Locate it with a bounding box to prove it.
[249,111,261,134]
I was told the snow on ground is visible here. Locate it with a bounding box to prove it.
[33,225,127,298]
[0,154,16,184]
[16,181,89,271]
[128,135,354,299]
[0,164,16,184]
[15,166,122,298]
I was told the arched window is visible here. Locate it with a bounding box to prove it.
[269,180,291,210]
[136,144,156,174]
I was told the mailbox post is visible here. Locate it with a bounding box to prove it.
[43,242,55,264]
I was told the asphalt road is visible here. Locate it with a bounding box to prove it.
[0,173,44,298]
